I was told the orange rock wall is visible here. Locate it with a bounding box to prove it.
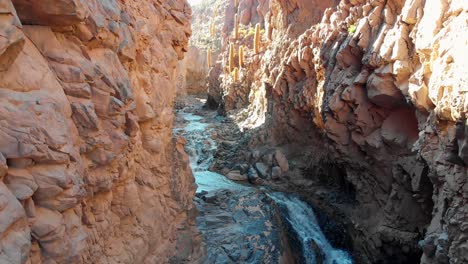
[0,0,197,263]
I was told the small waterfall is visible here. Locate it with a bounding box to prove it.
[268,192,353,264]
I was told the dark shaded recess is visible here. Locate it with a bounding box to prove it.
[204,94,219,110]
[300,162,357,254]
[374,160,434,264]
[303,162,357,203]
[314,209,354,253]
[377,244,424,264]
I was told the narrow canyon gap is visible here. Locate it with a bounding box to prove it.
[0,0,467,264]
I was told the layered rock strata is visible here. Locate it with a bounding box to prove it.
[0,0,199,263]
[209,0,468,263]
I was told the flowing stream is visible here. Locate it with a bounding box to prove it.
[174,104,352,264]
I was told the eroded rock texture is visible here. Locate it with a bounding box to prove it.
[0,0,200,263]
[210,0,467,263]
[176,0,226,96]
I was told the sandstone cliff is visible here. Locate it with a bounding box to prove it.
[0,0,199,263]
[209,0,467,263]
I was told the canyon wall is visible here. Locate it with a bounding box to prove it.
[0,0,200,263]
[210,0,467,263]
[176,0,226,96]
[176,47,208,95]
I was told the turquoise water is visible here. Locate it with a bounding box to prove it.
[176,109,353,264]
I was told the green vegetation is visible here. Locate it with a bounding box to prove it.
[239,26,265,38]
[348,24,357,34]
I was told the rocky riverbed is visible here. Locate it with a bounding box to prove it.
[174,96,353,263]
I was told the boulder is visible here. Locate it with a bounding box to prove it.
[274,150,289,172]
[271,166,282,180]
[226,170,248,181]
[247,167,260,184]
[255,162,269,179]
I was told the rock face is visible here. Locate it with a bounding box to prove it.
[176,47,209,95]
[176,0,226,96]
[0,0,199,263]
[195,189,287,263]
[210,0,467,263]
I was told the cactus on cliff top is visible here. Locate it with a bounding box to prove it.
[238,45,244,68]
[254,23,261,54]
[229,43,234,72]
[207,48,212,68]
[210,22,216,38]
[232,67,239,82]
[234,14,239,39]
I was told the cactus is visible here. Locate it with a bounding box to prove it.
[229,43,234,72]
[207,48,212,68]
[238,45,244,68]
[234,14,239,39]
[254,23,261,54]
[210,22,216,38]
[232,67,239,82]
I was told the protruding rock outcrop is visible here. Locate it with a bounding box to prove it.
[0,0,199,263]
[209,0,467,263]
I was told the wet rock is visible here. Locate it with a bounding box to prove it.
[195,189,285,263]
[247,167,260,184]
[255,162,269,179]
[271,166,282,180]
[262,153,274,166]
[226,170,248,181]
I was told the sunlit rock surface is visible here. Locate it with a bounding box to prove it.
[176,0,226,96]
[0,0,201,263]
